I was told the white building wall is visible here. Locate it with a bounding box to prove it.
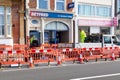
[74,0,115,43]
[78,0,112,5]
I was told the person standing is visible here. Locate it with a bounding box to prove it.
[30,35,35,48]
[79,28,86,43]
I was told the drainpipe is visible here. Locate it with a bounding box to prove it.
[24,0,26,44]
[74,0,78,47]
[110,0,115,35]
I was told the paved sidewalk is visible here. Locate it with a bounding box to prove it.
[0,58,120,71]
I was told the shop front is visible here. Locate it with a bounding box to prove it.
[27,10,73,47]
[77,19,114,43]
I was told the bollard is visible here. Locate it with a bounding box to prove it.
[73,59,75,64]
[95,58,98,62]
[18,62,21,68]
[119,53,120,58]
[84,58,88,63]
[100,54,103,59]
[0,62,2,69]
[48,59,50,66]
[105,58,107,61]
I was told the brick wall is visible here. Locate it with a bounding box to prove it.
[66,0,73,12]
[28,0,73,12]
[50,0,55,10]
[12,1,20,43]
[28,0,37,8]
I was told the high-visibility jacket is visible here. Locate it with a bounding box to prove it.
[80,30,86,42]
[30,36,35,44]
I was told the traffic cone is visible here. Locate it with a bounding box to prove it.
[111,52,115,61]
[79,54,84,64]
[61,54,65,63]
[90,51,93,56]
[29,57,34,68]
[57,54,61,65]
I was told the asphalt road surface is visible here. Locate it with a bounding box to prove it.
[0,61,120,80]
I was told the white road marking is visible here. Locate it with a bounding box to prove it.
[70,73,120,80]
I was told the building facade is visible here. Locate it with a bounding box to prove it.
[0,0,25,45]
[115,0,120,38]
[26,0,73,46]
[74,0,115,43]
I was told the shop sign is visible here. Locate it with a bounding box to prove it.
[30,11,73,19]
[113,17,118,26]
[78,19,113,27]
[68,2,74,9]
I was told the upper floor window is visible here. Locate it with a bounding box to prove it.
[78,3,111,17]
[56,0,65,11]
[0,6,11,37]
[38,0,48,9]
[0,7,4,37]
[117,0,120,12]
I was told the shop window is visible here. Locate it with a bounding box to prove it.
[0,6,11,37]
[56,0,65,11]
[45,21,68,31]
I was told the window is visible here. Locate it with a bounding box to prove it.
[0,6,11,37]
[104,36,111,44]
[117,0,120,12]
[0,7,4,37]
[6,7,11,36]
[78,3,111,17]
[38,0,48,9]
[96,6,111,17]
[56,0,65,11]
[31,20,39,24]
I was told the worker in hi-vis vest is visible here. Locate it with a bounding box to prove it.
[79,28,86,43]
[30,35,35,47]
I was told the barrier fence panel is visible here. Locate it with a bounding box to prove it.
[0,45,12,50]
[81,48,102,61]
[0,45,120,68]
[13,44,28,50]
[0,49,27,67]
[28,49,57,64]
[60,48,79,61]
[101,47,112,59]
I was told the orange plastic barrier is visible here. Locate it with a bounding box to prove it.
[28,49,57,64]
[101,47,118,60]
[0,45,12,50]
[81,48,101,61]
[60,48,79,61]
[13,44,28,50]
[0,45,119,68]
[0,49,27,67]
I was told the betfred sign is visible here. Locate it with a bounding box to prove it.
[30,11,73,19]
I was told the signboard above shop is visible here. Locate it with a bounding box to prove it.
[78,19,113,27]
[68,2,74,9]
[30,11,73,19]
